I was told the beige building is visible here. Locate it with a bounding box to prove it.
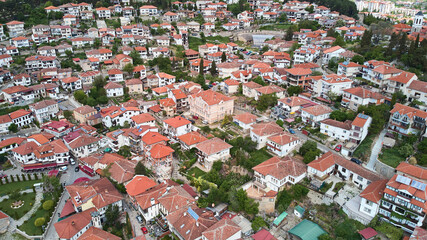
[188,90,234,124]
[73,105,97,124]
[125,78,144,94]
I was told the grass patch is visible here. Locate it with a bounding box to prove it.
[0,179,41,196]
[353,134,376,161]
[19,195,56,236]
[0,192,36,220]
[259,24,292,31]
[187,167,206,178]
[206,36,230,44]
[379,147,405,168]
[319,182,333,194]
[189,36,204,51]
[333,182,345,193]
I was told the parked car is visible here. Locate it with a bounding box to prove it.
[136,215,143,224]
[0,174,7,179]
[75,166,80,172]
[69,159,75,165]
[189,119,195,124]
[288,128,295,134]
[59,166,68,171]
[141,227,148,234]
[297,126,303,131]
[334,144,342,152]
[351,158,362,165]
[192,115,199,120]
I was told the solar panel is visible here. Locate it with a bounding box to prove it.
[396,175,411,185]
[120,107,126,111]
[358,113,369,120]
[411,180,427,191]
[187,207,199,221]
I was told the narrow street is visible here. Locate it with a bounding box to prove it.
[366,128,387,170]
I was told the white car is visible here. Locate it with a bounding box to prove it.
[59,166,68,171]
[69,159,76,165]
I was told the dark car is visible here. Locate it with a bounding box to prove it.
[141,227,148,234]
[334,144,342,152]
[75,166,80,172]
[351,158,362,165]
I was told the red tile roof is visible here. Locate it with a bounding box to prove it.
[195,137,232,155]
[54,208,96,239]
[177,131,208,146]
[253,156,306,180]
[190,90,233,106]
[163,116,191,128]
[131,113,155,124]
[251,122,283,137]
[125,175,157,197]
[390,103,427,119]
[302,104,332,116]
[267,132,300,146]
[202,218,241,240]
[77,226,121,240]
[360,180,387,203]
[233,112,257,124]
[396,162,427,181]
[149,143,174,159]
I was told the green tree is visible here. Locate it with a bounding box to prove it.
[251,76,267,86]
[104,205,120,229]
[129,50,143,66]
[63,110,73,121]
[251,216,267,231]
[74,90,87,104]
[256,94,278,112]
[42,175,61,194]
[305,5,314,13]
[285,26,294,41]
[34,217,45,227]
[351,55,365,64]
[118,146,131,158]
[398,33,407,56]
[93,76,107,88]
[330,110,354,122]
[199,58,204,76]
[391,90,407,105]
[360,30,372,49]
[210,60,217,76]
[8,123,18,133]
[399,144,413,158]
[221,52,227,62]
[123,63,135,75]
[287,85,303,96]
[318,234,333,240]
[42,200,54,211]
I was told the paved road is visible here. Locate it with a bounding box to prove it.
[43,191,69,240]
[366,128,387,170]
[294,129,330,153]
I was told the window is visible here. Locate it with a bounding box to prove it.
[364,207,371,213]
[357,175,363,181]
[366,200,373,206]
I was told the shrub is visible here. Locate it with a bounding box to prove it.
[42,200,54,211]
[34,217,45,227]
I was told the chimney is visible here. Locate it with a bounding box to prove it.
[71,221,75,225]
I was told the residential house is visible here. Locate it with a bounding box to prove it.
[188,90,234,124]
[177,131,207,150]
[341,87,385,111]
[266,132,301,157]
[163,116,193,139]
[388,103,427,136]
[233,112,257,130]
[104,82,124,97]
[253,156,307,191]
[29,99,59,123]
[195,137,232,171]
[250,122,284,149]
[301,104,332,127]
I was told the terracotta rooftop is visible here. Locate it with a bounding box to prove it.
[177,131,208,147]
[253,156,306,180]
[195,137,232,155]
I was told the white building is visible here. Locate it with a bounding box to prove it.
[266,133,301,157]
[253,156,307,192]
[301,104,332,127]
[104,82,124,97]
[163,116,194,138]
[29,99,59,123]
[196,137,232,171]
[250,122,284,149]
[311,74,353,98]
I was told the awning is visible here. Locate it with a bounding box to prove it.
[80,165,94,173]
[273,211,288,226]
[23,163,57,170]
